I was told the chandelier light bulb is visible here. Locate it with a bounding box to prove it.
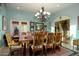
[57,4,60,7]
[17,6,20,10]
[36,12,40,16]
[37,17,39,18]
[47,12,51,15]
[35,14,37,16]
[35,12,40,17]
[40,9,42,13]
[43,11,46,15]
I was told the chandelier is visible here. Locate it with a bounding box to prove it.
[35,7,51,22]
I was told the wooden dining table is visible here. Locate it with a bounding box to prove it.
[19,39,33,56]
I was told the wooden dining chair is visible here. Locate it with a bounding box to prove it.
[39,31,48,55]
[54,33,62,51]
[26,32,33,46]
[31,32,44,55]
[5,32,22,55]
[43,32,55,55]
[47,33,55,53]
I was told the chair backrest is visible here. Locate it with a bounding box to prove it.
[42,31,48,43]
[21,32,26,40]
[55,33,62,42]
[26,32,33,39]
[33,32,43,46]
[5,32,13,47]
[47,33,55,44]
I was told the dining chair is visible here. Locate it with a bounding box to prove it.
[40,31,48,55]
[44,33,55,54]
[54,32,62,51]
[5,32,22,55]
[31,32,44,55]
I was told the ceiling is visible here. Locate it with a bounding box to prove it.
[5,3,75,13]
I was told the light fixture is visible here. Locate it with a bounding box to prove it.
[57,4,60,7]
[35,7,51,22]
[17,6,20,10]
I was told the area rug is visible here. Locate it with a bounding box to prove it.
[6,47,77,56]
[47,47,77,56]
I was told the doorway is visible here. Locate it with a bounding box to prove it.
[55,19,70,48]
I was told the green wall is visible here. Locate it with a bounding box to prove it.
[0,4,6,47]
[6,7,51,32]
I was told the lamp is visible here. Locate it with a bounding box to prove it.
[35,7,51,22]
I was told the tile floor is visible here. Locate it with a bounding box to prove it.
[0,47,10,56]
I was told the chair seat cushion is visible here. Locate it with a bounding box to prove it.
[44,43,53,48]
[47,43,53,47]
[56,42,60,45]
[11,45,22,49]
[31,45,42,49]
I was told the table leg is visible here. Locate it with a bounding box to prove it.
[23,43,26,56]
[29,45,32,56]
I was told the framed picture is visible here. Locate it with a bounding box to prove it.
[2,16,7,31]
[30,22,35,31]
[77,16,79,30]
[30,22,34,26]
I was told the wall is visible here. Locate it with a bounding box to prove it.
[0,4,6,47]
[6,9,34,32]
[50,4,79,39]
[6,8,51,32]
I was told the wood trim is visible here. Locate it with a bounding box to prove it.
[21,22,27,25]
[12,21,19,24]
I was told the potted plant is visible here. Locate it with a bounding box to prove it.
[14,26,19,36]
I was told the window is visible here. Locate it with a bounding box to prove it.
[51,26,54,32]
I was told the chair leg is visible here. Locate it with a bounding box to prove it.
[33,50,35,56]
[53,44,56,53]
[23,43,26,56]
[43,45,47,56]
[45,47,47,56]
[56,44,61,51]
[58,46,61,51]
[29,45,32,56]
[10,50,14,56]
[42,48,43,56]
[57,45,60,50]
[9,48,14,56]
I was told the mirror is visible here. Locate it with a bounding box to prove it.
[55,19,70,43]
